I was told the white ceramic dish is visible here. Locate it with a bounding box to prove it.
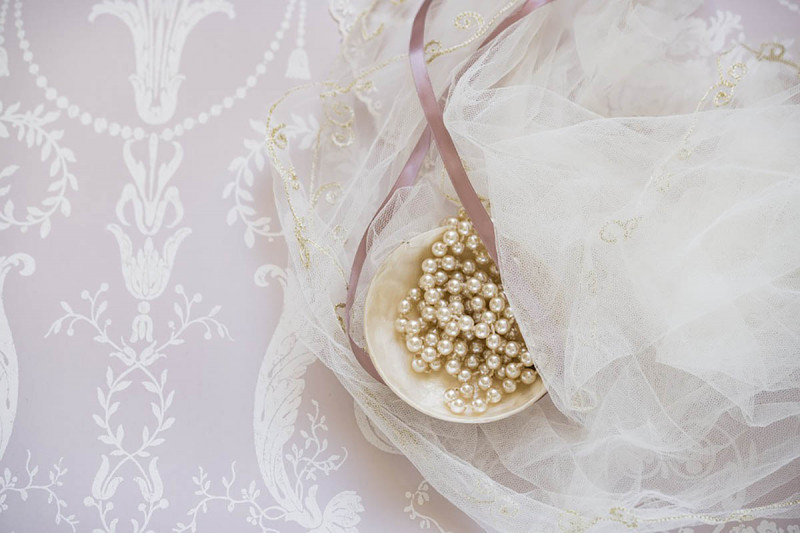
[363,227,547,423]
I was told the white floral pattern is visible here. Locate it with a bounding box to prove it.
[0,1,797,532]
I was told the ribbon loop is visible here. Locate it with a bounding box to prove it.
[346,0,556,382]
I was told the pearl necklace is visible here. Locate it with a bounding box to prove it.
[395,210,537,415]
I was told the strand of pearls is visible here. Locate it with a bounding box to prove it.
[395,210,538,415]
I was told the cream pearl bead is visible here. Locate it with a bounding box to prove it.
[424,289,440,305]
[407,319,421,335]
[421,306,436,322]
[457,369,472,382]
[487,387,502,403]
[459,382,474,397]
[441,255,456,271]
[434,271,448,285]
[489,296,505,313]
[466,235,480,250]
[494,318,510,335]
[446,279,462,294]
[466,355,479,369]
[502,378,517,393]
[443,230,459,246]
[520,350,534,367]
[459,315,474,331]
[437,339,454,356]
[457,220,472,235]
[445,359,461,375]
[474,322,490,339]
[486,354,501,370]
[419,273,435,289]
[481,311,496,324]
[445,320,461,337]
[454,340,468,357]
[505,341,520,357]
[475,252,490,265]
[449,301,465,315]
[475,271,488,283]
[472,397,488,413]
[466,277,481,294]
[398,299,411,314]
[406,336,423,353]
[430,359,442,371]
[478,364,490,375]
[394,317,407,333]
[478,375,493,390]
[520,368,536,384]
[422,258,437,273]
[444,388,459,402]
[432,241,447,257]
[486,333,501,351]
[448,398,466,414]
[481,283,498,299]
[471,341,484,353]
[450,242,465,255]
[435,306,452,322]
[495,367,506,379]
[462,260,476,274]
[424,332,438,347]
[411,357,427,373]
[470,297,485,311]
[421,347,438,363]
[506,363,521,379]
[408,287,422,301]
[444,216,459,228]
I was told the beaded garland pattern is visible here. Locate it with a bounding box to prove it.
[394,210,538,415]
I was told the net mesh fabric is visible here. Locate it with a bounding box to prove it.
[266,0,800,530]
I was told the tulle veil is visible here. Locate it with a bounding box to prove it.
[264,0,800,530]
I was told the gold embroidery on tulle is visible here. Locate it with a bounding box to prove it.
[599,217,641,244]
[331,225,346,242]
[459,479,520,518]
[323,100,355,147]
[559,497,800,533]
[359,10,384,41]
[334,302,347,333]
[425,12,485,63]
[265,58,402,275]
[267,111,346,278]
[677,50,748,161]
[646,48,747,206]
[655,170,673,193]
[309,124,324,192]
[311,182,343,207]
[267,0,544,274]
[741,42,800,77]
[652,40,794,198]
[425,0,522,63]
[711,57,748,107]
[585,270,598,295]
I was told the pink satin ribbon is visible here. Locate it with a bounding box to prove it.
[346,0,556,383]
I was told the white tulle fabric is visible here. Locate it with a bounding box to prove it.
[266,0,800,530]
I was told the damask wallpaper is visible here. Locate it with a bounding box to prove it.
[0,1,798,532]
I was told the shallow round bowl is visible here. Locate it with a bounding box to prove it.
[363,227,547,423]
